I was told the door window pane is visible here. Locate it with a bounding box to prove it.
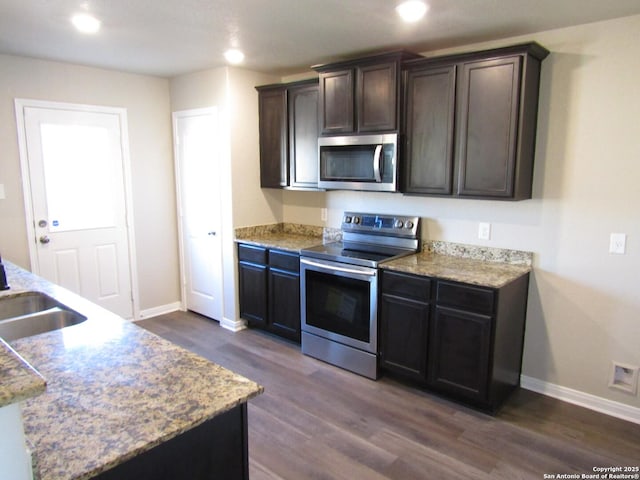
[40,124,117,232]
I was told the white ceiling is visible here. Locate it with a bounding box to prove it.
[1,0,639,78]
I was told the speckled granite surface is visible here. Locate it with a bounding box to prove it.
[1,261,263,480]
[382,252,531,288]
[0,337,46,407]
[424,240,533,266]
[235,222,325,252]
[235,224,533,287]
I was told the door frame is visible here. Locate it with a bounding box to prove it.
[14,98,140,319]
[172,107,224,316]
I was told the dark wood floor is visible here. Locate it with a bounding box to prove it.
[138,311,640,480]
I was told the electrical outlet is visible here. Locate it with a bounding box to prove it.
[321,208,327,222]
[609,362,639,394]
[478,222,491,240]
[609,233,626,254]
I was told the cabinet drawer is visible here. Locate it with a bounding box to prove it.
[381,270,432,303]
[436,281,494,315]
[238,244,267,264]
[269,250,300,272]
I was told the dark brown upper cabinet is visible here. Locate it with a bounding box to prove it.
[317,69,354,134]
[288,81,320,189]
[404,65,457,195]
[314,51,422,135]
[257,84,287,188]
[256,79,320,189]
[403,42,549,200]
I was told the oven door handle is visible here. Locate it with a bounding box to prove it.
[301,258,376,277]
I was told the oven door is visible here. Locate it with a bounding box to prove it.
[300,257,377,354]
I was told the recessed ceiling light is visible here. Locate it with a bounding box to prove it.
[224,49,245,65]
[396,1,429,23]
[71,13,101,34]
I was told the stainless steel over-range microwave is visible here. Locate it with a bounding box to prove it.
[318,133,398,192]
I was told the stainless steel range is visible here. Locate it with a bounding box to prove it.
[300,212,421,379]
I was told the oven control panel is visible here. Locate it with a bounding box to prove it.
[342,212,420,237]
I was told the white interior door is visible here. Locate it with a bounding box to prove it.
[16,100,135,319]
[173,108,223,321]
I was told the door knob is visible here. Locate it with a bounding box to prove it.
[207,231,217,236]
[39,235,51,244]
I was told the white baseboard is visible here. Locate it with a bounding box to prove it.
[135,302,182,321]
[521,375,640,425]
[220,317,247,332]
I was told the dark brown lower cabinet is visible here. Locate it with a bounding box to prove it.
[379,270,432,382]
[238,260,267,327]
[94,404,249,480]
[238,243,301,343]
[379,268,529,412]
[428,306,492,401]
[379,293,430,382]
[268,266,301,341]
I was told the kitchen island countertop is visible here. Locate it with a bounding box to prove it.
[0,336,46,408]
[0,262,263,480]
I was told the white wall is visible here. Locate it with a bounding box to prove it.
[227,68,285,227]
[169,67,280,326]
[282,15,640,412]
[0,54,179,313]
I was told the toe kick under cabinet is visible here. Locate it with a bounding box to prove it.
[379,269,530,412]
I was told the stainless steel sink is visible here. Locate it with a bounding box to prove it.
[0,292,62,321]
[0,292,87,341]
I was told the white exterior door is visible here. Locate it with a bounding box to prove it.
[16,100,135,319]
[173,108,223,321]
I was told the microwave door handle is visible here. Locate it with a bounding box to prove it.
[373,144,383,182]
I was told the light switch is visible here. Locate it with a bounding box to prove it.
[478,222,491,240]
[609,233,626,254]
[0,184,5,200]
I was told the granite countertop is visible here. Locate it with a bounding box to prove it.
[234,224,533,288]
[0,337,46,407]
[235,223,326,252]
[382,251,531,288]
[0,261,263,480]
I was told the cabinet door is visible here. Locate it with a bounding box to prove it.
[428,306,492,402]
[379,293,430,382]
[319,69,354,134]
[357,62,397,132]
[269,268,301,342]
[455,56,521,197]
[404,65,456,194]
[238,261,268,327]
[288,83,319,188]
[258,87,288,187]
